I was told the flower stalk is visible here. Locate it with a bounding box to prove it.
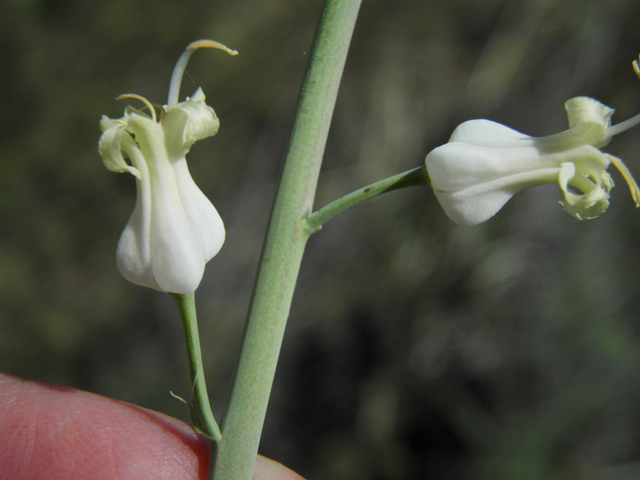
[170,293,222,443]
[306,165,430,232]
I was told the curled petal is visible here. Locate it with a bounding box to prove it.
[559,158,613,220]
[98,117,141,179]
[163,88,220,159]
[565,97,613,147]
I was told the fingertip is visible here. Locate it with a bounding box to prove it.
[0,373,306,480]
[0,373,209,479]
[254,455,306,480]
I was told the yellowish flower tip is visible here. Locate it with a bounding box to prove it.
[186,39,238,56]
[116,93,158,123]
[606,154,640,207]
[633,55,640,80]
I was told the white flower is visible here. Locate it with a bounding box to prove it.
[98,40,237,293]
[99,89,224,293]
[425,96,640,226]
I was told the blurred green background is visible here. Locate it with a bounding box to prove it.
[3,0,640,478]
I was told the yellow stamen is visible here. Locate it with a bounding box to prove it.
[186,39,238,56]
[154,104,167,123]
[606,154,640,207]
[116,94,157,123]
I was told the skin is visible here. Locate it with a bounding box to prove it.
[0,373,304,480]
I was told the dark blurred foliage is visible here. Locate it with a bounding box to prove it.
[2,0,640,478]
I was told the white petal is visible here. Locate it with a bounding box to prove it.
[116,144,156,289]
[117,215,159,290]
[449,119,532,146]
[172,157,225,262]
[426,142,558,192]
[117,112,207,294]
[433,168,562,225]
[148,197,206,294]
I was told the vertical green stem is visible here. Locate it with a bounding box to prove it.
[212,2,361,479]
[171,293,221,443]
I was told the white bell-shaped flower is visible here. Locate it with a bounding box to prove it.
[98,40,236,294]
[99,89,225,294]
[426,97,640,225]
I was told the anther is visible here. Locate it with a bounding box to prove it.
[116,94,157,123]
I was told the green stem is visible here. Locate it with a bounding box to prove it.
[212,2,361,479]
[170,293,221,444]
[306,165,430,232]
